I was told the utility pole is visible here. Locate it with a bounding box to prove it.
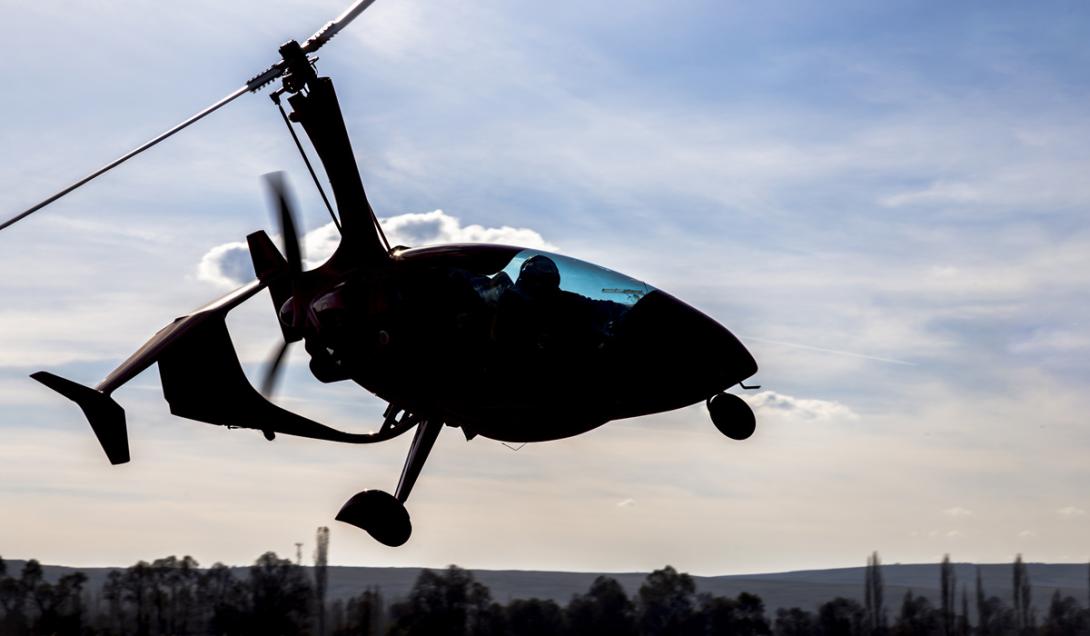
[864,551,885,634]
[315,526,330,636]
[941,555,955,636]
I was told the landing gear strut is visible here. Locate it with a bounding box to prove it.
[707,393,755,441]
[336,418,443,546]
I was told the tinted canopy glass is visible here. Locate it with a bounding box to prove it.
[497,250,653,306]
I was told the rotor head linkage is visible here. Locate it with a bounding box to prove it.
[278,40,320,95]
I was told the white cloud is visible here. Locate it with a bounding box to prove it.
[746,391,858,421]
[1057,506,1087,519]
[196,240,252,289]
[880,180,981,208]
[380,210,556,252]
[739,335,916,366]
[197,210,555,288]
[616,498,636,508]
[944,507,974,518]
[1011,330,1090,355]
[1018,530,1037,538]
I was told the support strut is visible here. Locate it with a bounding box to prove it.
[335,419,444,547]
[395,419,443,503]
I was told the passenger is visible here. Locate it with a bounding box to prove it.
[473,271,513,305]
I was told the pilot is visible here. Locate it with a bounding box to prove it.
[494,255,584,358]
[513,255,561,298]
[492,254,632,396]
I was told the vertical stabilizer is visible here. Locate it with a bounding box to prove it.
[31,372,129,465]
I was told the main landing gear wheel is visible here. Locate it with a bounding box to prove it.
[337,419,441,546]
[336,490,412,547]
[708,392,756,441]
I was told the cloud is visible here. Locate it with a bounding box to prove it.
[880,181,981,208]
[196,241,252,289]
[1011,331,1090,355]
[746,391,858,421]
[381,210,556,251]
[197,210,555,288]
[738,336,916,366]
[616,498,636,508]
[1018,530,1037,538]
[944,507,973,518]
[1057,506,1086,518]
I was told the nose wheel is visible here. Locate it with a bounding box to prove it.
[708,392,756,440]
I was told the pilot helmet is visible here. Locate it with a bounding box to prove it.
[517,255,561,296]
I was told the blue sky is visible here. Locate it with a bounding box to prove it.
[2,1,1090,574]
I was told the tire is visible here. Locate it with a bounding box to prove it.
[708,392,756,441]
[335,489,412,546]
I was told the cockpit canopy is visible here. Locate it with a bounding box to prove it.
[497,250,653,306]
[394,243,657,309]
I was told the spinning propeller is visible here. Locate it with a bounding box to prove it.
[0,0,382,233]
[260,173,305,400]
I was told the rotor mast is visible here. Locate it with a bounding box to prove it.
[273,40,389,265]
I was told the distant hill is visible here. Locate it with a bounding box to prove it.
[4,559,1087,617]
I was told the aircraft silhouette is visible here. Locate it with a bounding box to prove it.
[2,0,760,547]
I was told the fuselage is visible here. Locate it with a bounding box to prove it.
[297,243,757,443]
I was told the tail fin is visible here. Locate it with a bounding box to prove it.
[31,372,129,465]
[247,230,293,333]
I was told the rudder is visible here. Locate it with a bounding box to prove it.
[31,372,129,465]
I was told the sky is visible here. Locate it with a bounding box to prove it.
[2,0,1090,576]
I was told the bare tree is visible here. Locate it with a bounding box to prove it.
[102,570,125,634]
[958,586,970,636]
[975,568,986,633]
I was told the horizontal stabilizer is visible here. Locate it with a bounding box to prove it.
[31,372,129,465]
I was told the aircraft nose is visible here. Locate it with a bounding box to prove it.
[660,293,757,385]
[611,291,757,410]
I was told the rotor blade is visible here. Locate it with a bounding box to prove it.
[0,84,258,233]
[0,0,380,234]
[263,172,303,275]
[302,0,381,54]
[260,340,292,398]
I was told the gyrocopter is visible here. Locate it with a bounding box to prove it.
[2,0,760,546]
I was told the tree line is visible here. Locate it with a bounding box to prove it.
[2,551,1089,635]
